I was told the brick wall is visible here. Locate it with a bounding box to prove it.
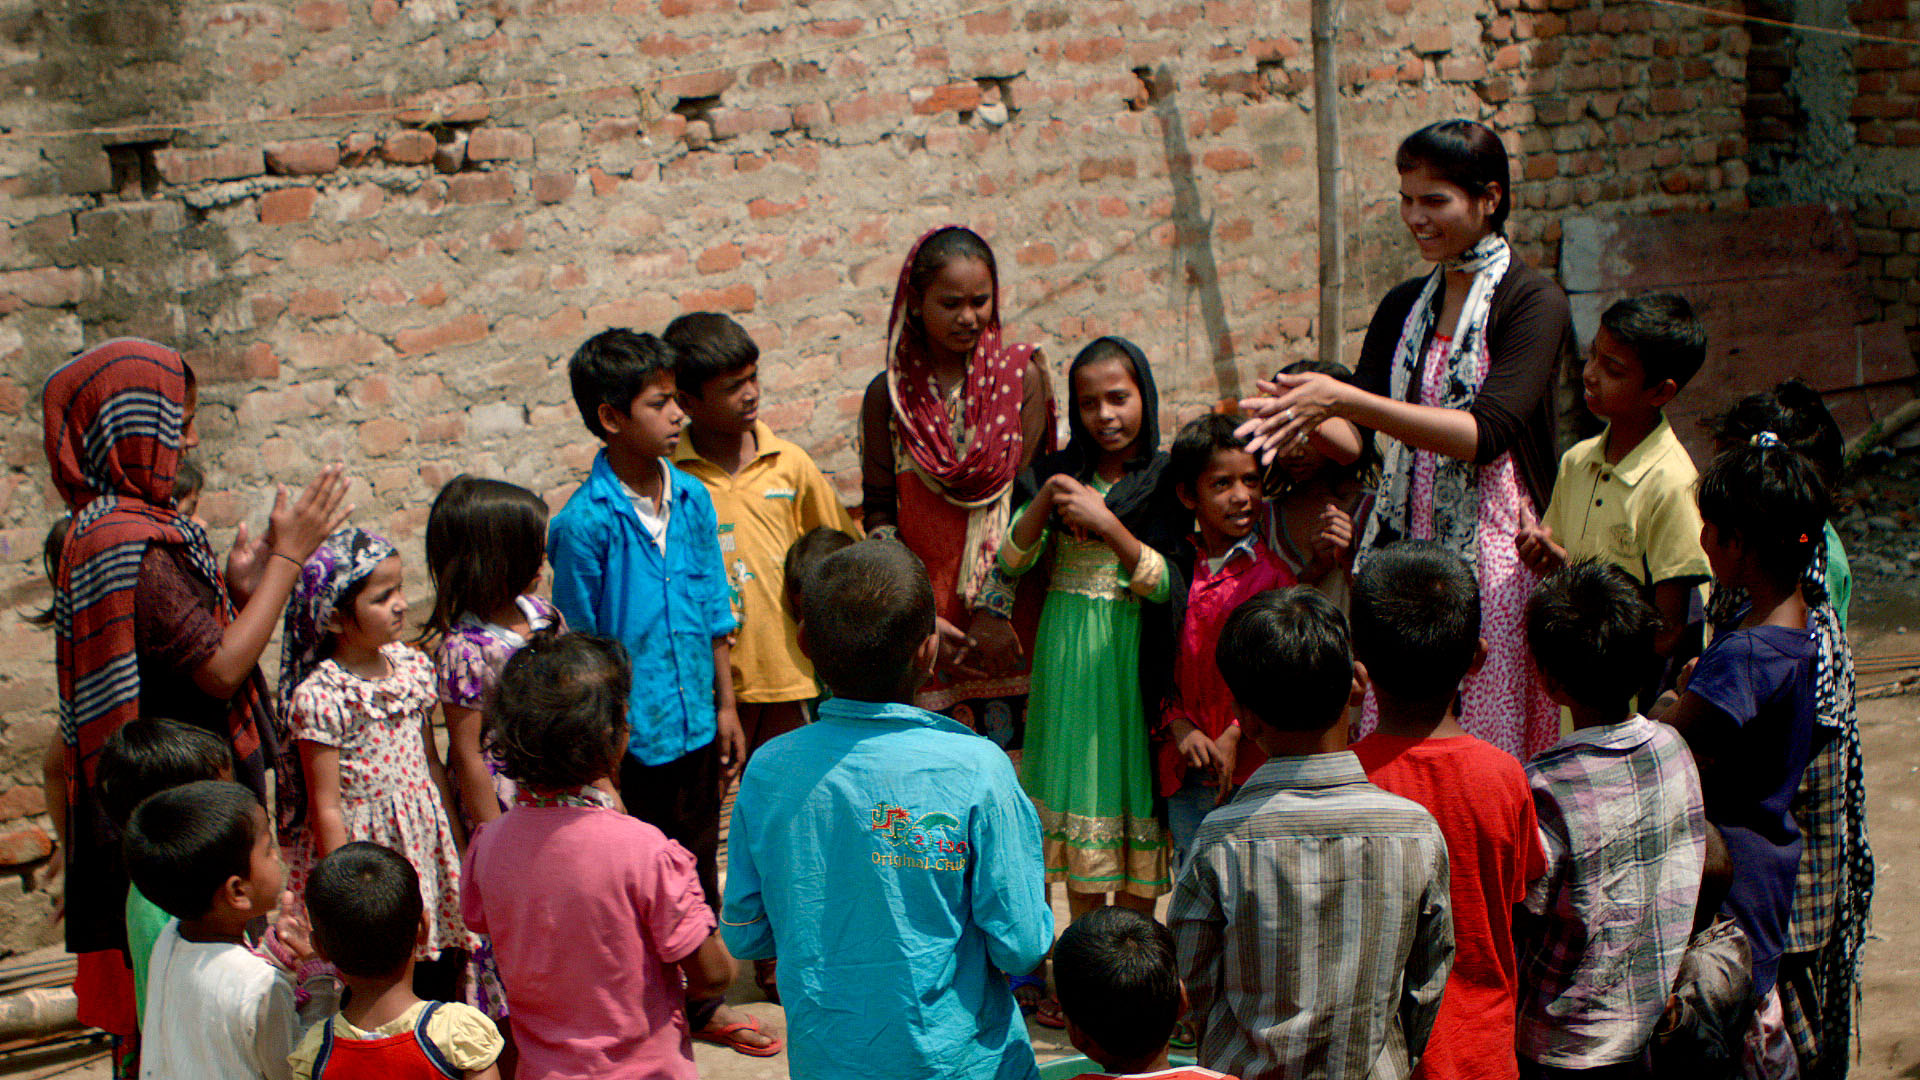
[1745,0,1920,355]
[0,0,1745,951]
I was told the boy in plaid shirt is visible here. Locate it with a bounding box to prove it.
[1518,562,1707,1077]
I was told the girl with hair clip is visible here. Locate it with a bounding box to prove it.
[39,339,348,1070]
[1705,384,1866,1080]
[282,527,476,1002]
[1001,337,1181,928]
[858,225,1056,746]
[1658,434,1833,1078]
[1237,119,1578,759]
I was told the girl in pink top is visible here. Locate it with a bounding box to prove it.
[461,631,748,1080]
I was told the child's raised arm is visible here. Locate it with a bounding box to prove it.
[195,466,352,699]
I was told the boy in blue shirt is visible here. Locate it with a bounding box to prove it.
[722,540,1053,1080]
[548,328,777,1056]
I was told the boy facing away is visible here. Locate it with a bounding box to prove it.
[664,311,861,759]
[123,780,320,1080]
[1170,587,1453,1080]
[721,540,1053,1080]
[1519,562,1707,1078]
[1516,294,1712,692]
[1052,906,1238,1080]
[547,328,772,1055]
[1348,542,1546,1080]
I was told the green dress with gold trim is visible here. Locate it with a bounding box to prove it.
[1000,483,1171,899]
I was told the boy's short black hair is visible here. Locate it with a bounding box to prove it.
[1216,587,1354,732]
[174,457,204,502]
[1600,293,1708,392]
[1053,907,1182,1066]
[1168,413,1251,493]
[97,718,234,827]
[783,527,856,609]
[1350,541,1482,705]
[567,329,678,439]
[491,631,631,791]
[123,780,263,921]
[306,842,423,978]
[1696,439,1830,587]
[1526,560,1660,713]
[803,540,935,701]
[663,312,759,398]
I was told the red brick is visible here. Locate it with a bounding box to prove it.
[394,312,489,355]
[370,0,397,23]
[154,146,265,184]
[264,139,341,175]
[0,823,51,867]
[0,267,95,307]
[587,295,680,328]
[912,81,984,115]
[294,0,348,30]
[1440,55,1488,81]
[678,283,755,313]
[468,127,534,162]
[766,266,839,304]
[1017,242,1058,266]
[382,130,437,164]
[1413,26,1453,54]
[447,172,513,204]
[1202,147,1256,172]
[259,187,318,225]
[0,785,46,820]
[357,418,412,457]
[532,171,576,204]
[696,244,743,274]
[287,288,344,318]
[183,343,278,383]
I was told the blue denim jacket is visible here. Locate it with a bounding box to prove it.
[722,697,1051,1080]
[549,450,737,766]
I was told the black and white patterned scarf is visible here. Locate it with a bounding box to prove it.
[1356,232,1511,573]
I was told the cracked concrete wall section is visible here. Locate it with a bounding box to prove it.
[1746,0,1920,355]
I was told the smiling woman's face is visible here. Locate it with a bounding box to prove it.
[1398,163,1499,263]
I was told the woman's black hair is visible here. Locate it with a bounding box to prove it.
[1707,379,1844,488]
[490,631,631,790]
[904,226,998,334]
[24,516,70,628]
[1395,119,1512,234]
[419,476,550,647]
[1696,440,1830,588]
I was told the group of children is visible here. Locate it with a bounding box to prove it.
[34,222,1864,1080]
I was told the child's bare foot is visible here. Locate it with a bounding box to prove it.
[696,1003,782,1057]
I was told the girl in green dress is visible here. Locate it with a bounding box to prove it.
[1001,337,1180,920]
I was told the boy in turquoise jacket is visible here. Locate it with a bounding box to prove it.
[549,328,777,1056]
[722,540,1052,1080]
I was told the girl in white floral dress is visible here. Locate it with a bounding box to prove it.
[281,527,475,997]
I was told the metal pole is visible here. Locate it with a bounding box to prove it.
[1312,0,1344,367]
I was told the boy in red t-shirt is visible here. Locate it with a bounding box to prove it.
[1349,541,1546,1080]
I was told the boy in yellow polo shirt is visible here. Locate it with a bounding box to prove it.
[1515,293,1711,702]
[667,312,862,759]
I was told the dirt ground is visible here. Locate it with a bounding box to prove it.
[7,590,1919,1080]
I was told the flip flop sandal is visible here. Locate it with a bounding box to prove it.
[694,1015,784,1058]
[1169,1017,1198,1050]
[1034,995,1068,1030]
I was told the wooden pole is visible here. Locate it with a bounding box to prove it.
[1313,0,1344,367]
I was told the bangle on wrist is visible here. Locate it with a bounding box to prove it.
[270,551,303,568]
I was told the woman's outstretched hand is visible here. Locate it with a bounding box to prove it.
[1237,373,1352,465]
[267,464,354,564]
